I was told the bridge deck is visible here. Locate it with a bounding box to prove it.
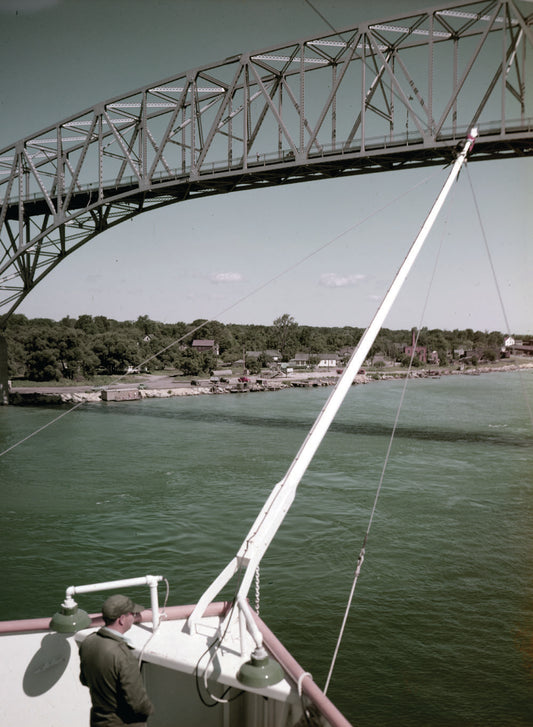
[5,125,532,220]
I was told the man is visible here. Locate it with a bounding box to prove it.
[79,594,154,727]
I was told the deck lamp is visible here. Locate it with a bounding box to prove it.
[49,574,164,635]
[235,594,284,688]
[237,645,284,688]
[50,594,91,633]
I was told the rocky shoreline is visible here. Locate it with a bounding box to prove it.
[7,362,533,406]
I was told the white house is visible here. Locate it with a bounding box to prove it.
[317,354,338,369]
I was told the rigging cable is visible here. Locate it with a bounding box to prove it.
[324,159,533,692]
[465,166,533,429]
[0,169,441,461]
[303,0,343,38]
[0,400,86,456]
[323,164,458,695]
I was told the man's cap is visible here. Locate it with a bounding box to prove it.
[102,594,144,621]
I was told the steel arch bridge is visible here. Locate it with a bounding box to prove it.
[0,0,532,324]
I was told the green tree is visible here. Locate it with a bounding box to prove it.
[272,314,298,361]
[178,350,202,376]
[482,349,497,362]
[6,337,26,378]
[136,315,161,337]
[308,330,329,353]
[177,349,217,376]
[79,348,100,377]
[93,335,138,374]
[247,358,262,375]
[94,316,112,333]
[26,348,62,381]
[75,314,97,334]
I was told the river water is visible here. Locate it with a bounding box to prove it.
[1,370,532,726]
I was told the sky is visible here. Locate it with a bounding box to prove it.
[0,0,531,334]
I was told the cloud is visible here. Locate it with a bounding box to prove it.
[209,272,243,284]
[319,272,366,288]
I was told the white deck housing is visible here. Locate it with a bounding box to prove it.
[0,603,351,727]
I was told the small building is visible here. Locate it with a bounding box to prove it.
[290,353,311,368]
[508,342,533,357]
[404,331,427,364]
[192,339,219,355]
[501,336,516,357]
[102,389,141,401]
[317,353,338,369]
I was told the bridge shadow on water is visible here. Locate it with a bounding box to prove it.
[87,400,531,448]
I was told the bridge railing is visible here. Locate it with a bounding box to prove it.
[2,117,532,209]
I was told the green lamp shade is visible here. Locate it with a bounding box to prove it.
[237,650,284,688]
[50,603,92,633]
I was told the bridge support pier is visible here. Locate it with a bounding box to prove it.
[0,335,9,405]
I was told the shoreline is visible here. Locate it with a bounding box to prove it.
[7,362,533,406]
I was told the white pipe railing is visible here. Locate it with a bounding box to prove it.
[64,574,164,629]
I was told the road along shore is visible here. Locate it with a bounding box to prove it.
[7,363,533,406]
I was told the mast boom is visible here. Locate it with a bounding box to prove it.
[187,128,478,630]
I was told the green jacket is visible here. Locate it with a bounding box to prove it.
[79,628,154,727]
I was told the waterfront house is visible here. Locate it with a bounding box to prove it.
[317,354,339,369]
[192,339,219,355]
[291,353,311,368]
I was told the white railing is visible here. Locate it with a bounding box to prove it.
[61,574,164,629]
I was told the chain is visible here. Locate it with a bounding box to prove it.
[254,566,260,615]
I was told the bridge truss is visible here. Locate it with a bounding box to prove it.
[0,0,532,322]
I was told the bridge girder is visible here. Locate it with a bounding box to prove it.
[0,0,532,323]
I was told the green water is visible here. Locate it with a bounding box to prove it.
[1,371,532,726]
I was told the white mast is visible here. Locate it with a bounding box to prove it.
[187,128,478,630]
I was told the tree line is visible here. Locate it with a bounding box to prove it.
[3,313,507,381]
